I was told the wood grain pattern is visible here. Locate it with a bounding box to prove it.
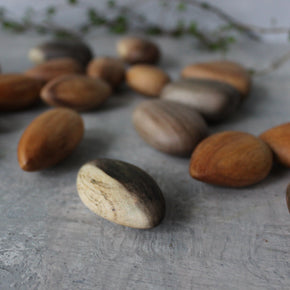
[181,60,251,97]
[25,58,84,82]
[41,74,111,111]
[190,131,273,187]
[260,122,290,167]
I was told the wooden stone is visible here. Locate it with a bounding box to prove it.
[133,100,208,156]
[25,58,84,83]
[190,131,273,187]
[41,74,111,111]
[260,122,290,167]
[160,79,241,121]
[126,65,170,97]
[0,74,43,111]
[77,158,166,229]
[181,60,251,97]
[29,39,93,67]
[87,57,125,89]
[117,36,160,64]
[18,108,84,171]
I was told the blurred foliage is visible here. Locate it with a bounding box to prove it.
[0,0,241,52]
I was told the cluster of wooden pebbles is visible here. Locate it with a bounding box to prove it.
[1,37,289,229]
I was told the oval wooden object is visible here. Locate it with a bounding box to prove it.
[77,158,166,229]
[126,65,170,97]
[25,58,84,82]
[29,39,93,67]
[0,74,43,111]
[18,108,84,171]
[87,57,125,89]
[189,131,273,187]
[260,122,290,168]
[41,74,111,111]
[133,100,208,156]
[160,79,241,122]
[117,37,160,64]
[181,60,251,97]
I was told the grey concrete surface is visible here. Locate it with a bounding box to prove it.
[0,32,290,289]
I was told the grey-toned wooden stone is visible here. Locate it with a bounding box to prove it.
[133,100,208,155]
[160,79,241,122]
[29,39,93,67]
[77,159,166,229]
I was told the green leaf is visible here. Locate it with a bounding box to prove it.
[227,36,236,43]
[110,16,127,34]
[46,6,56,16]
[67,0,78,5]
[188,21,198,35]
[177,2,186,11]
[87,8,105,26]
[146,26,162,35]
[201,2,210,9]
[107,0,116,8]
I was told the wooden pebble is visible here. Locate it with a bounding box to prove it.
[29,39,93,67]
[133,100,208,156]
[0,74,43,111]
[160,79,241,121]
[126,65,170,97]
[25,58,84,83]
[77,158,166,229]
[87,57,125,89]
[117,36,160,64]
[260,122,290,167]
[181,60,251,98]
[41,74,111,111]
[189,131,273,187]
[18,108,84,171]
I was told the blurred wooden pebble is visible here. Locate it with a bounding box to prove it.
[127,65,170,97]
[18,108,84,171]
[260,122,290,167]
[25,58,84,82]
[181,60,251,97]
[133,100,208,155]
[41,74,111,111]
[77,158,166,229]
[0,74,42,111]
[29,39,93,67]
[87,57,125,89]
[160,79,241,122]
[117,36,160,64]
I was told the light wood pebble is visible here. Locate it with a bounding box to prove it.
[77,158,166,229]
[117,36,160,64]
[126,65,170,97]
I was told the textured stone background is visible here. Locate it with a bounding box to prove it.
[0,32,290,289]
